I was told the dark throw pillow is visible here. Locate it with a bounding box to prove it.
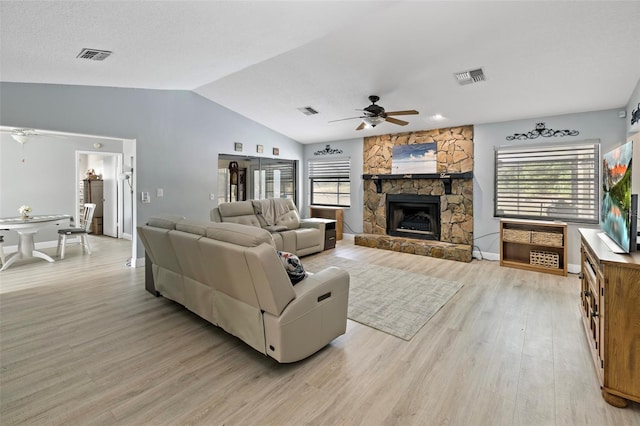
[277,251,306,285]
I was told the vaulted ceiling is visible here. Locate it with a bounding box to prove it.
[1,1,639,144]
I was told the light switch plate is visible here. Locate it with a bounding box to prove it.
[141,192,150,203]
[157,188,163,197]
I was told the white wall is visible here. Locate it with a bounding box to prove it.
[303,139,364,234]
[473,109,627,270]
[0,82,302,259]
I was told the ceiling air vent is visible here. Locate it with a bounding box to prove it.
[76,48,113,61]
[454,68,486,85]
[297,106,319,116]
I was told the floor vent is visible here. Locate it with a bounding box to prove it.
[454,68,486,85]
[76,48,113,61]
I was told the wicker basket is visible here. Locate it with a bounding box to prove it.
[530,250,559,269]
[531,231,563,247]
[503,229,531,243]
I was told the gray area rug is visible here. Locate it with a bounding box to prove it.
[303,255,463,341]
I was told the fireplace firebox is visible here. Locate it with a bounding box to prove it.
[386,194,441,241]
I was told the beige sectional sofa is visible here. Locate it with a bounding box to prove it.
[138,216,349,363]
[211,198,325,256]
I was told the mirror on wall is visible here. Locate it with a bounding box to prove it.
[218,154,297,204]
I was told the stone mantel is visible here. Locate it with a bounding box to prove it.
[362,172,473,194]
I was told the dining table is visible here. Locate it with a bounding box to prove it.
[0,214,71,271]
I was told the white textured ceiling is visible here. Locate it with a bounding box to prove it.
[1,1,639,144]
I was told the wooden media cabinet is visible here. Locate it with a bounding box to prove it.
[578,228,640,408]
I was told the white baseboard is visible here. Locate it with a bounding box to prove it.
[473,250,500,261]
[473,250,580,275]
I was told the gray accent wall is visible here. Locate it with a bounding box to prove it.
[474,109,626,269]
[303,139,364,234]
[0,82,303,259]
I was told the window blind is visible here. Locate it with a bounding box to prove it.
[495,142,600,223]
[309,158,351,207]
[308,158,351,178]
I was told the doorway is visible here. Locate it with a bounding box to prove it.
[76,151,121,238]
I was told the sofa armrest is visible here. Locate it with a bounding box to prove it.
[263,266,349,362]
[300,219,326,232]
[278,267,349,323]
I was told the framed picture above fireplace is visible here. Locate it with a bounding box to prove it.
[392,142,437,174]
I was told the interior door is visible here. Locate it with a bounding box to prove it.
[102,155,118,237]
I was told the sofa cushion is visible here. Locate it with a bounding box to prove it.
[218,202,262,227]
[275,209,301,230]
[147,215,185,229]
[176,219,210,236]
[252,199,301,230]
[277,251,307,285]
[264,225,288,232]
[205,222,274,248]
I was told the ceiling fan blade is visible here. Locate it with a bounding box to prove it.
[328,116,363,123]
[385,110,419,116]
[385,117,409,126]
[356,122,366,131]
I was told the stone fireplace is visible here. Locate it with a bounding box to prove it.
[386,194,440,241]
[355,126,474,262]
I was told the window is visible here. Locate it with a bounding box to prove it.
[309,158,351,207]
[251,160,296,201]
[494,141,599,223]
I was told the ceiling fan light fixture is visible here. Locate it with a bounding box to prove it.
[11,134,29,144]
[363,116,385,128]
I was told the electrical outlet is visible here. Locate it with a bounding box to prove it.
[210,193,215,200]
[157,188,164,197]
[141,192,150,203]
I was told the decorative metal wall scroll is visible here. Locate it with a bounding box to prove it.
[631,103,640,126]
[505,122,579,141]
[314,144,343,155]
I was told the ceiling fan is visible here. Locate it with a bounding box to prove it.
[0,128,42,144]
[0,127,69,144]
[330,95,419,131]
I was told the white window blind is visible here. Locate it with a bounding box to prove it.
[495,142,600,223]
[309,158,351,207]
[309,158,351,178]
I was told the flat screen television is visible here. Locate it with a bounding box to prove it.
[601,140,637,253]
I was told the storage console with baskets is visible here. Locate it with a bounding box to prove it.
[499,219,568,276]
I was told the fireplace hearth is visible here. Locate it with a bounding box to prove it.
[386,194,440,241]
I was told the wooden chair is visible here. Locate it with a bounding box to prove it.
[56,203,96,260]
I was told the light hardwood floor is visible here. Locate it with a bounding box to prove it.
[1,235,639,425]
